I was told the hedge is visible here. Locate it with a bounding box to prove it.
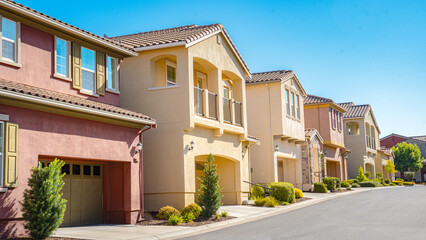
[314,182,328,193]
[269,182,295,203]
[359,181,380,187]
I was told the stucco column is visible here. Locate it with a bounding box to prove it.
[215,68,224,136]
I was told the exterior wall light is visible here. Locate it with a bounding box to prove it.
[242,150,246,158]
[189,141,195,151]
[324,150,328,155]
[135,142,143,154]
[275,145,279,152]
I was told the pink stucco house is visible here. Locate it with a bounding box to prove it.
[0,1,155,237]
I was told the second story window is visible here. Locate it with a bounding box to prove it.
[296,94,300,120]
[1,17,17,63]
[331,108,336,129]
[166,60,177,86]
[107,56,118,91]
[285,90,290,115]
[55,37,70,78]
[81,47,96,93]
[338,112,341,131]
[290,92,295,117]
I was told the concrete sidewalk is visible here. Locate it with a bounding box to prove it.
[53,187,382,240]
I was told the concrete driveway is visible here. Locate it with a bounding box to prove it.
[182,186,426,240]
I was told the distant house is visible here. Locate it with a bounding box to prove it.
[375,148,395,181]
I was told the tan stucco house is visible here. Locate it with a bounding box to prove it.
[304,95,349,181]
[112,24,256,211]
[338,102,381,179]
[246,70,307,189]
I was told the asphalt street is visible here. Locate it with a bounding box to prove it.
[181,186,426,240]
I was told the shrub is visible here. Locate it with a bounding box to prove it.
[384,179,390,184]
[365,171,372,180]
[404,172,415,181]
[251,185,265,199]
[357,166,367,182]
[383,183,389,186]
[346,187,352,190]
[336,188,342,191]
[281,201,289,205]
[396,178,403,182]
[351,183,360,188]
[403,181,415,186]
[392,180,403,186]
[314,182,328,193]
[157,206,180,220]
[359,181,380,187]
[390,182,397,186]
[221,211,228,218]
[181,203,202,219]
[215,213,220,220]
[332,177,341,188]
[182,212,195,223]
[265,197,279,207]
[294,188,303,198]
[198,154,223,217]
[269,182,295,203]
[254,197,269,206]
[323,177,336,192]
[168,214,183,225]
[22,159,67,240]
[341,180,350,188]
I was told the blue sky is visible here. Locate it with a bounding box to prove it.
[19,0,426,137]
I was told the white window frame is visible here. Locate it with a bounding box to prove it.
[80,47,96,95]
[165,60,177,86]
[285,89,290,116]
[0,16,21,68]
[53,36,71,81]
[290,92,295,117]
[331,108,336,129]
[106,55,120,93]
[338,112,342,131]
[0,120,5,187]
[296,94,300,120]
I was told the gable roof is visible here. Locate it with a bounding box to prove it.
[245,70,307,96]
[0,0,136,56]
[410,135,426,142]
[304,94,347,112]
[110,23,250,75]
[305,128,324,143]
[0,78,155,126]
[380,133,409,141]
[378,148,394,157]
[338,102,381,134]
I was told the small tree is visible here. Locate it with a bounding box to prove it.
[384,160,396,175]
[197,154,223,217]
[22,159,67,240]
[365,171,372,180]
[357,166,366,182]
[393,142,423,172]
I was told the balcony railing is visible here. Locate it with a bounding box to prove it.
[223,97,232,123]
[234,100,242,126]
[208,92,218,120]
[194,87,204,116]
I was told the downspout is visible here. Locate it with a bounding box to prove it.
[137,124,157,221]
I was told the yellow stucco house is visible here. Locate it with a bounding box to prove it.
[112,24,257,211]
[246,70,307,189]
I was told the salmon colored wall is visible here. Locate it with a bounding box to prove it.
[0,23,120,106]
[304,106,345,145]
[380,135,407,148]
[0,105,143,238]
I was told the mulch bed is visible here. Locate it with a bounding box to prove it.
[136,212,235,227]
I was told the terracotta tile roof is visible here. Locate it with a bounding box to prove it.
[410,135,426,142]
[245,70,294,84]
[304,95,347,112]
[338,102,371,118]
[378,148,394,157]
[305,128,323,143]
[1,0,135,54]
[0,78,155,123]
[110,23,250,73]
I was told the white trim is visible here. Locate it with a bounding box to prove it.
[79,89,99,97]
[106,55,119,92]
[0,88,156,125]
[1,16,20,64]
[148,85,180,91]
[54,36,71,78]
[134,41,185,52]
[0,114,9,121]
[165,60,177,86]
[0,1,137,57]
[81,47,96,93]
[185,29,222,48]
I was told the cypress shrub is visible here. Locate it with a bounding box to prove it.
[197,154,223,217]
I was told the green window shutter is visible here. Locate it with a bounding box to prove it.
[4,122,18,187]
[96,52,105,95]
[72,43,82,89]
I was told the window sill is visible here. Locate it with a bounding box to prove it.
[106,88,120,94]
[0,187,8,193]
[148,85,180,91]
[0,58,22,68]
[53,73,72,82]
[79,89,99,97]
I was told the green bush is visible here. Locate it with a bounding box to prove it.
[254,197,269,206]
[269,182,295,203]
[346,187,352,190]
[323,177,336,192]
[351,183,360,188]
[197,154,223,217]
[280,201,289,205]
[332,177,341,188]
[396,178,404,182]
[359,181,380,187]
[314,182,328,193]
[251,185,265,199]
[392,180,403,186]
[266,197,279,207]
[168,214,183,225]
[22,159,67,240]
[157,206,180,220]
[341,180,350,188]
[390,182,397,186]
[404,172,415,181]
[181,203,202,219]
[357,166,367,182]
[384,179,390,184]
[182,212,195,223]
[403,181,415,186]
[221,211,228,217]
[254,197,279,207]
[294,188,303,198]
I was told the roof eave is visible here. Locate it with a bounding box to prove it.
[0,1,137,57]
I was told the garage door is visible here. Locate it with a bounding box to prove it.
[41,161,103,227]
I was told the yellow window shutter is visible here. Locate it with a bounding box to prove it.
[4,122,18,188]
[96,52,106,96]
[72,43,82,89]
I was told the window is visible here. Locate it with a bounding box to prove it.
[291,92,295,117]
[166,60,177,86]
[0,121,4,187]
[55,37,69,77]
[1,18,17,62]
[296,95,300,120]
[81,47,96,93]
[285,90,290,115]
[107,56,118,91]
[338,112,341,131]
[331,108,336,129]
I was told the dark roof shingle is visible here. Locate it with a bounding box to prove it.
[304,95,334,105]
